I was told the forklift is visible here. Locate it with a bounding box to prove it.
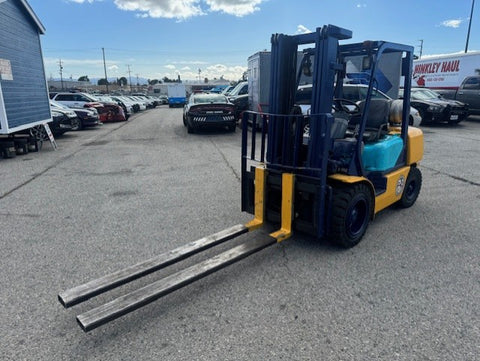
[58,25,423,332]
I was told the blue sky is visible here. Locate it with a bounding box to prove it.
[27,0,479,83]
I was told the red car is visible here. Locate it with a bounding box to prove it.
[51,92,126,122]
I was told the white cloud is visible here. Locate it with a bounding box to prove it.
[205,0,263,17]
[114,0,204,20]
[182,66,191,70]
[356,3,366,8]
[163,63,247,81]
[110,0,265,20]
[172,60,208,65]
[164,64,176,69]
[297,25,311,34]
[108,65,119,71]
[440,19,463,28]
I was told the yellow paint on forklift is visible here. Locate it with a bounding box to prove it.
[407,127,424,165]
[269,173,295,242]
[245,166,266,231]
[374,166,411,213]
[328,174,369,183]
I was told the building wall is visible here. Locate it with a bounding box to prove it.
[0,0,50,133]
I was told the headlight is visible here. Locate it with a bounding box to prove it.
[427,105,443,112]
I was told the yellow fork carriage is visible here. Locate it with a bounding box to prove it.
[59,25,423,331]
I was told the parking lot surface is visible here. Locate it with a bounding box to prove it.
[0,109,479,360]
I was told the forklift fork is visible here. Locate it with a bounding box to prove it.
[59,167,295,332]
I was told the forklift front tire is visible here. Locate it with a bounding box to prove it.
[329,183,372,248]
[398,166,422,208]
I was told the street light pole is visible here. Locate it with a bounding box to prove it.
[102,47,109,93]
[465,0,476,53]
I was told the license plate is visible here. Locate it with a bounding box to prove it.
[450,115,459,120]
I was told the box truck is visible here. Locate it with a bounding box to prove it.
[412,51,480,89]
[167,83,186,107]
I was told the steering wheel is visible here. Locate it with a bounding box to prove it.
[333,98,360,114]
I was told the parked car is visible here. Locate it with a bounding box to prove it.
[231,93,249,121]
[296,84,422,126]
[209,85,229,93]
[51,92,126,122]
[400,87,469,125]
[221,85,234,96]
[72,107,101,130]
[96,95,131,119]
[49,99,78,124]
[127,96,148,111]
[50,100,99,130]
[228,81,248,102]
[434,76,480,115]
[49,109,76,135]
[110,96,138,113]
[132,93,156,108]
[157,95,168,104]
[183,93,236,133]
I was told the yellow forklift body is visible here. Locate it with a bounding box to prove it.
[406,127,424,165]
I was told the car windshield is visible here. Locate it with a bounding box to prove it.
[357,87,389,100]
[411,89,442,100]
[194,94,228,104]
[50,100,70,109]
[84,94,100,102]
[97,96,114,102]
[295,85,388,105]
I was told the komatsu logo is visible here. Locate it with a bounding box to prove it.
[396,175,405,196]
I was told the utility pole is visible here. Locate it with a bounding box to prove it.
[102,47,109,93]
[58,59,64,90]
[127,65,132,93]
[465,0,476,53]
[198,68,201,83]
[418,39,423,59]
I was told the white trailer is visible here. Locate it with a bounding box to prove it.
[413,52,480,89]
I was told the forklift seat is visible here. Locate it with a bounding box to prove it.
[354,99,392,142]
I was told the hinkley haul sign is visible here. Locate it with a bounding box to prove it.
[413,51,480,89]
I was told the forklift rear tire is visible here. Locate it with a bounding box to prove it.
[329,183,372,248]
[398,166,422,208]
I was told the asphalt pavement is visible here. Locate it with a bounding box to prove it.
[0,109,479,360]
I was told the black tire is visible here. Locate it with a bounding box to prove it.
[74,119,84,131]
[398,166,422,208]
[183,114,187,127]
[229,124,236,132]
[187,122,195,134]
[329,183,373,248]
